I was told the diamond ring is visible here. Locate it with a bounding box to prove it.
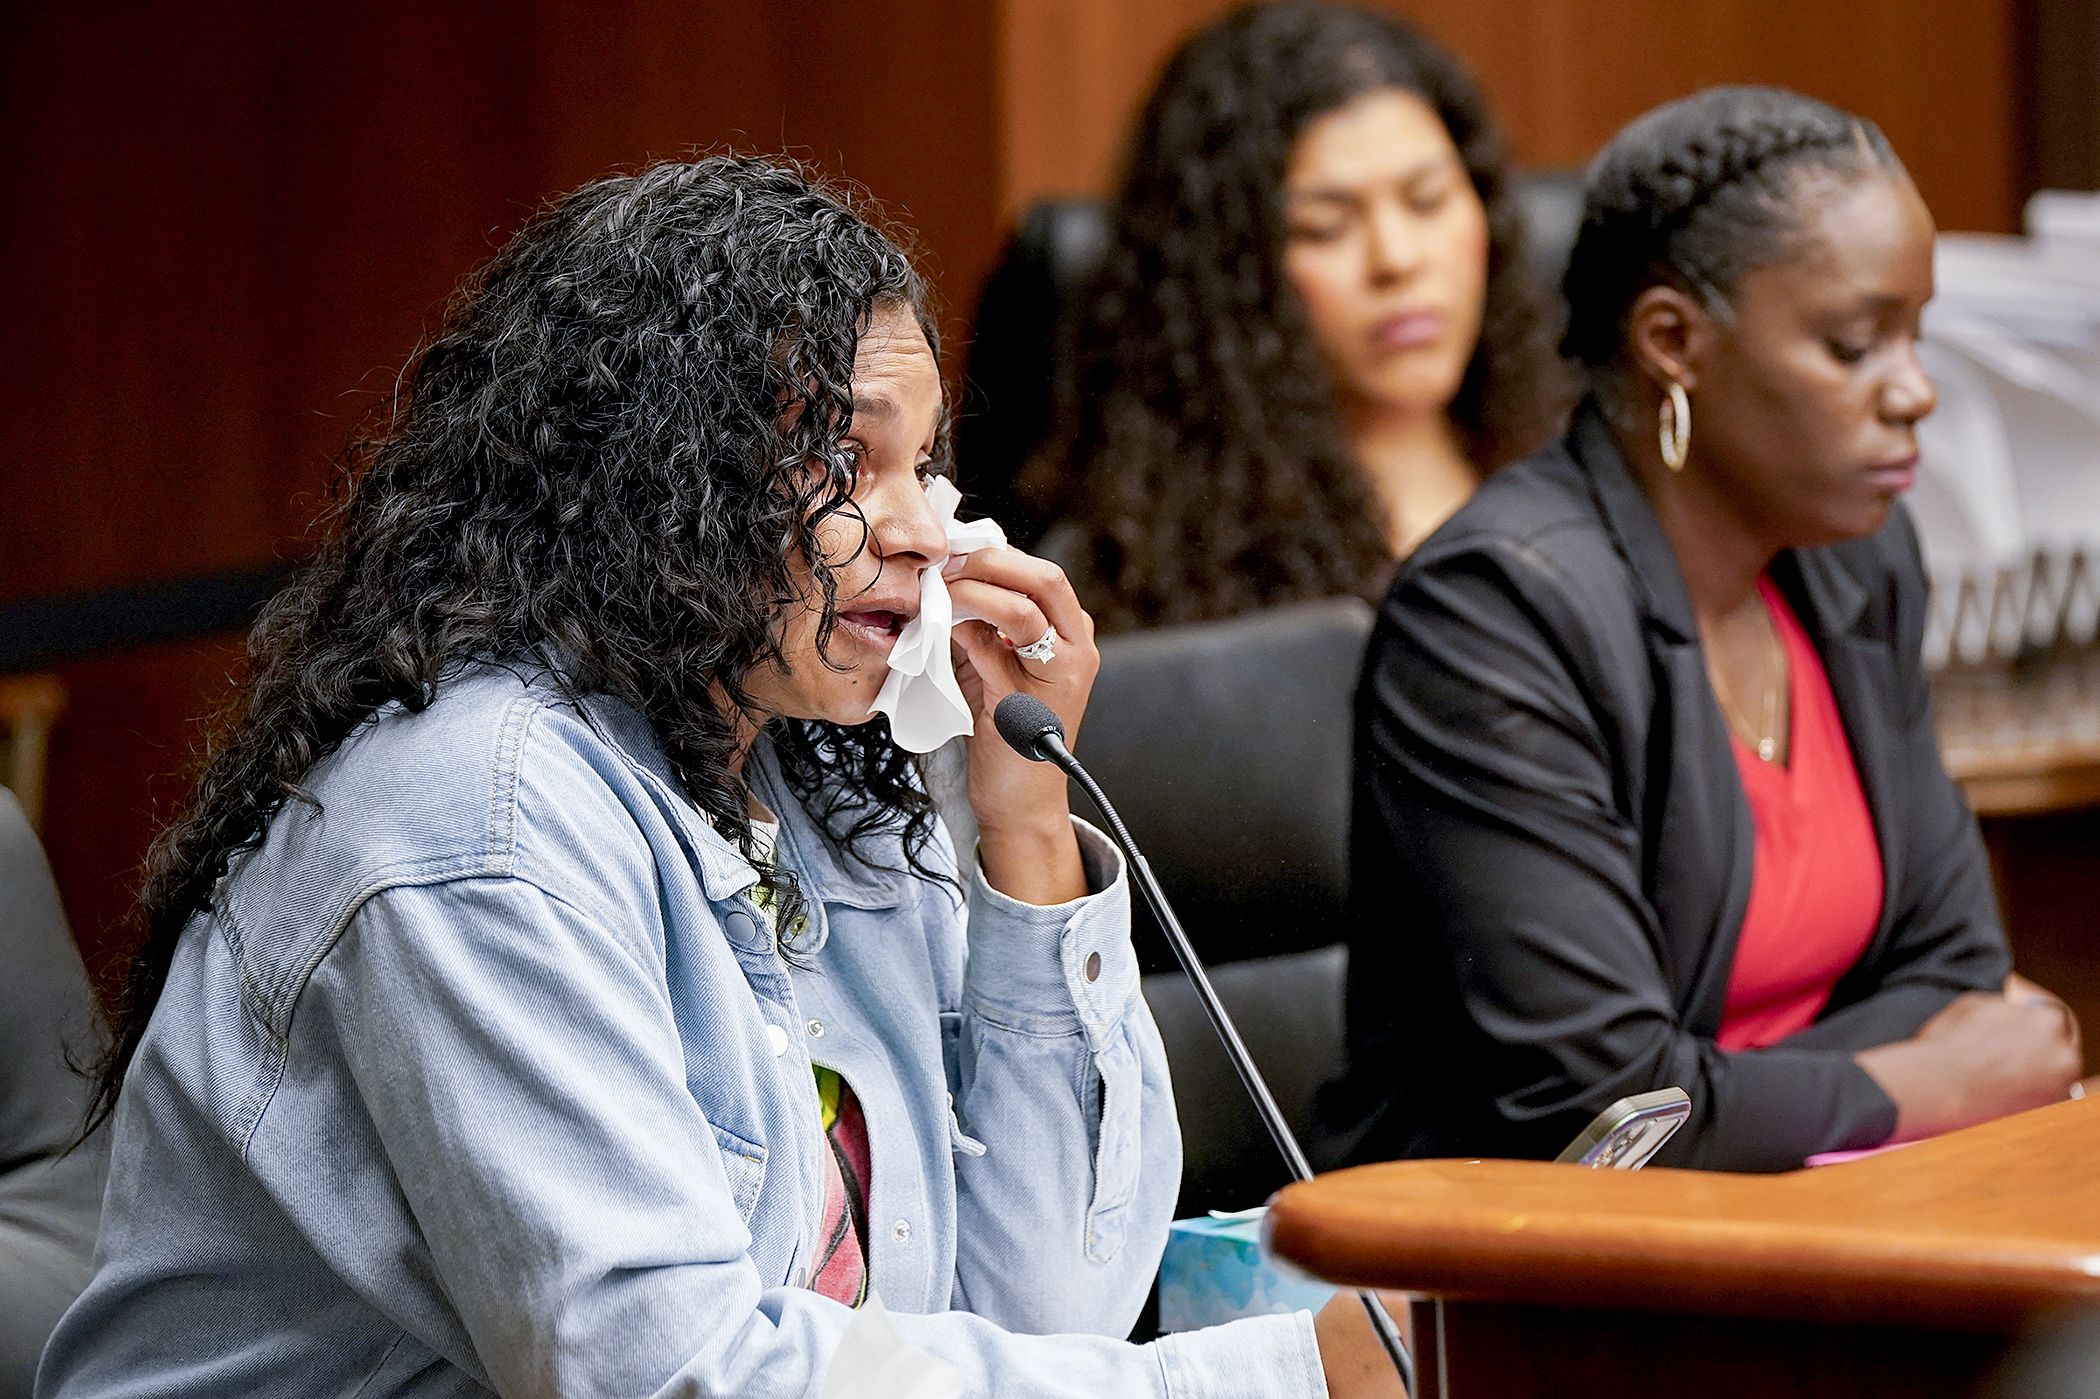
[1013,627,1058,664]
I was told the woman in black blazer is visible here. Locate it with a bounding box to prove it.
[1323,88,2081,1174]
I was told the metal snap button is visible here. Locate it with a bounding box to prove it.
[1084,951,1101,982]
[807,1019,824,1038]
[765,1023,789,1057]
[891,1219,911,1242]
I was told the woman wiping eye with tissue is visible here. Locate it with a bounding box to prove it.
[749,305,1099,910]
[43,156,1396,1399]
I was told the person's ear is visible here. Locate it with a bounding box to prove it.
[1624,285,1716,393]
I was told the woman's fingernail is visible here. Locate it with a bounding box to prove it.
[941,554,966,577]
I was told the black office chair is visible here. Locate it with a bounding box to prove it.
[1075,596,1373,1216]
[0,789,106,1392]
[952,200,1108,550]
[956,171,1588,546]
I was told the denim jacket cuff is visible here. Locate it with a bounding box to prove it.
[963,817,1134,1049]
[1154,1311,1326,1399]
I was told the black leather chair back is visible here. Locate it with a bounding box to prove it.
[1074,597,1373,1216]
[953,201,1108,549]
[1077,596,1372,970]
[1140,945,1348,1216]
[0,789,106,1390]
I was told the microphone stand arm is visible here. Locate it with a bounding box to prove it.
[1038,731,1414,1394]
[1046,735,1310,1178]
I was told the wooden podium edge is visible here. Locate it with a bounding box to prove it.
[1265,1102,2100,1334]
[1265,1189,2100,1331]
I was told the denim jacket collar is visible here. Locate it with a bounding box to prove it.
[579,697,908,938]
[573,692,761,906]
[746,738,908,933]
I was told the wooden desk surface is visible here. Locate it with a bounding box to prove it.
[1935,648,2100,816]
[1266,1098,2100,1333]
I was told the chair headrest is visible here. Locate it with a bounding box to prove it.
[1075,596,1374,967]
[955,202,1111,548]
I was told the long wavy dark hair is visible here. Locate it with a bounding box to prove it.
[1032,1,1566,632]
[85,156,948,1135]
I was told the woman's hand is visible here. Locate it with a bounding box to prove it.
[1854,973,2083,1141]
[944,545,1100,905]
[1314,1292,1410,1399]
[2004,971,2082,1051]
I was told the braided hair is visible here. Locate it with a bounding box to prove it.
[1562,86,1905,392]
[1034,1,1564,634]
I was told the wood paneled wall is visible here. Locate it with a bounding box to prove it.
[1,0,2032,983]
[0,0,1000,981]
[0,0,1000,608]
[2030,0,2100,192]
[998,0,2023,234]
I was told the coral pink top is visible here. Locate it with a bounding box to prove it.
[1716,579,1885,1052]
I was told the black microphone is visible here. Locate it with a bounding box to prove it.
[991,691,1067,763]
[992,692,1413,1391]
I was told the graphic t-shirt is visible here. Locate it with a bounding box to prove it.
[749,812,872,1307]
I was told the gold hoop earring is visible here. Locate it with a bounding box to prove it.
[1659,382,1691,472]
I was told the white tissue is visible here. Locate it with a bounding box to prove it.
[818,1289,964,1399]
[868,476,1007,753]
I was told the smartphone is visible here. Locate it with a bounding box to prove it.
[1554,1087,1692,1169]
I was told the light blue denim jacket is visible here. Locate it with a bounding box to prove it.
[39,665,1323,1398]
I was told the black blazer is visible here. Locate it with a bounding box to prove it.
[1321,405,2010,1173]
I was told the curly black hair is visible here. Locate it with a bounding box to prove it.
[1032,0,1566,633]
[1562,86,1905,402]
[84,155,947,1135]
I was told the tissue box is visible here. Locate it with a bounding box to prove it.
[1157,1211,1335,1333]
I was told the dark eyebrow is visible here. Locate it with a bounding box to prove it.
[1826,293,1916,320]
[850,395,896,425]
[1286,152,1460,203]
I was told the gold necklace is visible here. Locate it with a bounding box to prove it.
[1708,605,1786,763]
